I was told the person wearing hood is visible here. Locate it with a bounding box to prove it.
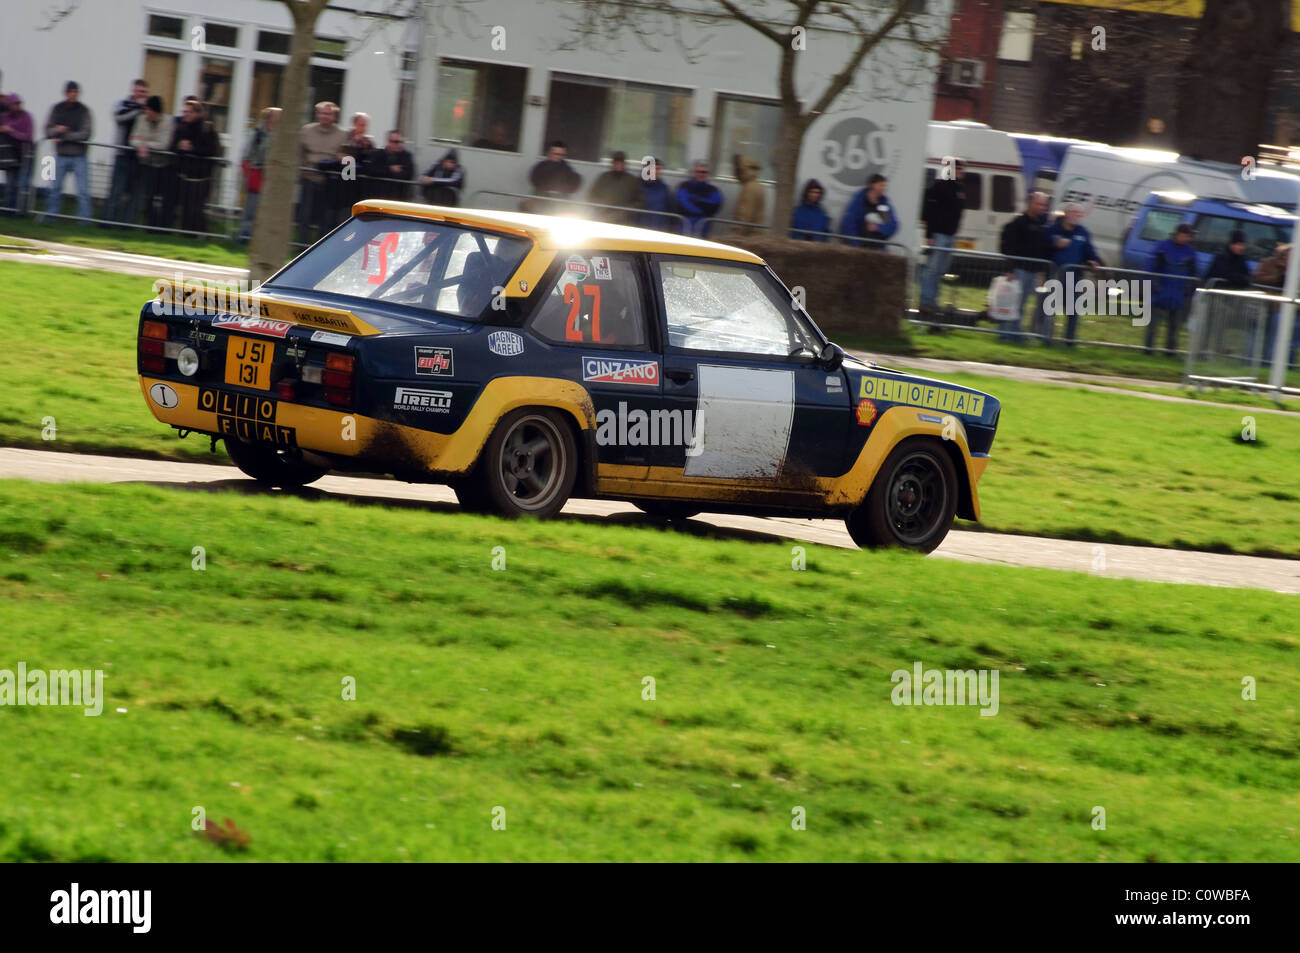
[41,81,93,222]
[676,160,723,237]
[732,154,765,236]
[0,93,35,214]
[419,149,465,206]
[790,179,830,241]
[1205,229,1252,289]
[840,174,898,248]
[587,151,643,223]
[639,157,677,232]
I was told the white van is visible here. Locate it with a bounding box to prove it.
[923,121,1024,253]
[1051,144,1300,266]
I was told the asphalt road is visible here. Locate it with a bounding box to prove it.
[3,447,1297,594]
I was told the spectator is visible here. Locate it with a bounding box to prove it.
[732,154,765,236]
[41,81,93,222]
[128,95,171,227]
[375,130,414,200]
[1205,229,1252,289]
[106,79,148,223]
[918,160,965,315]
[0,94,35,214]
[1045,202,1102,346]
[471,120,515,152]
[1147,223,1198,355]
[165,97,219,234]
[1248,242,1298,368]
[998,191,1053,343]
[337,111,377,214]
[675,160,722,237]
[419,149,464,206]
[236,106,280,243]
[840,173,898,247]
[587,151,642,223]
[640,157,676,231]
[528,140,582,211]
[790,179,830,241]
[298,101,347,244]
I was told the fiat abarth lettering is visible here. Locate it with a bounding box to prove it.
[138,201,1001,551]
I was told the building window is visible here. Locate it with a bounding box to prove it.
[250,62,283,127]
[307,66,346,122]
[204,22,238,49]
[143,49,179,114]
[198,57,234,134]
[315,38,347,62]
[712,95,781,181]
[434,59,526,151]
[148,14,184,40]
[997,11,1036,63]
[544,73,690,168]
[257,31,290,55]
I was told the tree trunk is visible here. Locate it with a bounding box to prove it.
[770,107,808,239]
[248,0,328,284]
[1175,0,1286,161]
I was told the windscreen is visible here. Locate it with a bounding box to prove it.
[266,215,532,320]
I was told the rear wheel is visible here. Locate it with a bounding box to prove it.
[847,438,957,553]
[633,501,701,522]
[449,473,493,513]
[482,409,577,518]
[224,439,328,488]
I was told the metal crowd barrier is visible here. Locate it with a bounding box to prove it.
[1184,284,1299,394]
[909,245,1205,352]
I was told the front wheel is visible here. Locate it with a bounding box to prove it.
[224,439,328,488]
[482,409,577,518]
[847,438,957,553]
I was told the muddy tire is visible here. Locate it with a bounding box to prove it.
[482,409,577,518]
[847,437,957,553]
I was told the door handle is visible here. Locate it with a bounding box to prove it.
[665,368,695,383]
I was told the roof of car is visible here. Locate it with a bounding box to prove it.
[350,200,764,264]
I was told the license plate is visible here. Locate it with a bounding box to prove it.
[224,335,274,390]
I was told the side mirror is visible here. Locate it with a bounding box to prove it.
[820,341,845,372]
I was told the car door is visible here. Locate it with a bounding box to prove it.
[647,255,851,491]
[526,251,660,476]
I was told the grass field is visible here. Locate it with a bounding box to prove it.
[4,260,1299,557]
[1,217,250,269]
[0,479,1296,862]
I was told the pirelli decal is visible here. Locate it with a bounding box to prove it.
[198,387,298,447]
[857,375,985,417]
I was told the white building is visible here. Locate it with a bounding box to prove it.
[1,0,950,247]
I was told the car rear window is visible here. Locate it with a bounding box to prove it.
[265,215,532,319]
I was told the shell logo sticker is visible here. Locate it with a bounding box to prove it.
[855,399,877,427]
[519,279,529,292]
[149,382,179,409]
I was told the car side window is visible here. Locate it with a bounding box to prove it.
[656,260,816,357]
[529,253,647,348]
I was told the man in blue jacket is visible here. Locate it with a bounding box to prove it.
[840,174,898,247]
[1147,223,1199,354]
[675,160,722,237]
[640,157,678,232]
[1046,203,1102,346]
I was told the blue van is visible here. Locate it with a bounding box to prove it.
[1121,192,1294,277]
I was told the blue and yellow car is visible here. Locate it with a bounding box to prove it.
[138,201,1000,551]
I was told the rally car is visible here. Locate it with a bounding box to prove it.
[138,201,1000,552]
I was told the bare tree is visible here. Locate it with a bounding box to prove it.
[248,0,331,284]
[562,1,938,231]
[1175,0,1288,161]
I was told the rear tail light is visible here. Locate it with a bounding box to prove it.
[140,321,167,374]
[142,321,168,339]
[322,353,355,407]
[140,338,164,356]
[141,356,166,374]
[276,380,296,400]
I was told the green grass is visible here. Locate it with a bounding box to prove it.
[4,260,1299,557]
[0,479,1296,862]
[0,216,250,268]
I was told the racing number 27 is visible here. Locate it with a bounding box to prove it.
[564,284,601,342]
